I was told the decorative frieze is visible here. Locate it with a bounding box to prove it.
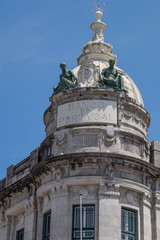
[122,111,146,130]
[69,185,98,199]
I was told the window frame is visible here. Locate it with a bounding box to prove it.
[42,210,51,240]
[121,207,138,240]
[16,228,24,240]
[72,204,95,240]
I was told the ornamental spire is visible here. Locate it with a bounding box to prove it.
[90,2,106,42]
[98,0,100,8]
[97,0,105,10]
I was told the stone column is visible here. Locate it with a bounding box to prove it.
[98,182,121,240]
[24,196,37,240]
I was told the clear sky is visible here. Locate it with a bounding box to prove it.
[0,0,160,179]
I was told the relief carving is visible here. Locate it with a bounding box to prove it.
[55,168,62,182]
[25,197,36,212]
[52,185,68,198]
[120,189,139,206]
[56,132,67,146]
[103,127,116,147]
[122,111,147,131]
[143,141,150,158]
[147,177,153,189]
[42,194,51,210]
[105,164,115,180]
[141,192,152,205]
[0,207,5,223]
[16,213,25,226]
[99,184,120,199]
[77,57,99,87]
[69,186,98,199]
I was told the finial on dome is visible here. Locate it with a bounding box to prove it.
[95,10,103,22]
[91,1,106,42]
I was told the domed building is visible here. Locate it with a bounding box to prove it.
[0,6,160,240]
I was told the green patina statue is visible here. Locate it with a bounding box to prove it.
[99,59,125,91]
[54,63,77,94]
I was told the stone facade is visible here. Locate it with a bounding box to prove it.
[0,7,160,240]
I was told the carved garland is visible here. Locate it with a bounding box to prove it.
[122,111,147,130]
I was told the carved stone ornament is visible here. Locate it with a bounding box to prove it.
[92,28,104,42]
[69,186,98,199]
[16,213,25,226]
[143,141,150,158]
[42,194,51,209]
[105,164,115,179]
[122,111,146,130]
[120,189,139,206]
[55,168,62,182]
[77,57,99,87]
[142,192,152,205]
[0,209,5,223]
[103,127,116,147]
[56,132,67,146]
[147,177,153,188]
[25,197,35,212]
[99,184,120,199]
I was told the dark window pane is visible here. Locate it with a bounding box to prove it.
[16,229,24,240]
[43,211,51,240]
[121,208,138,240]
[72,205,95,240]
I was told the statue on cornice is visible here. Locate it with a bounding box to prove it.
[54,63,77,94]
[99,59,125,91]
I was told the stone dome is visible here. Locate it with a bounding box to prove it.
[70,8,144,107]
[72,64,144,107]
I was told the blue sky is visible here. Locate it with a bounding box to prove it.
[0,0,160,179]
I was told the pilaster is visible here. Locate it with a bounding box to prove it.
[24,196,37,240]
[98,180,121,240]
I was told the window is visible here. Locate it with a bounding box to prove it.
[16,229,24,240]
[43,211,51,240]
[72,205,95,240]
[121,207,138,240]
